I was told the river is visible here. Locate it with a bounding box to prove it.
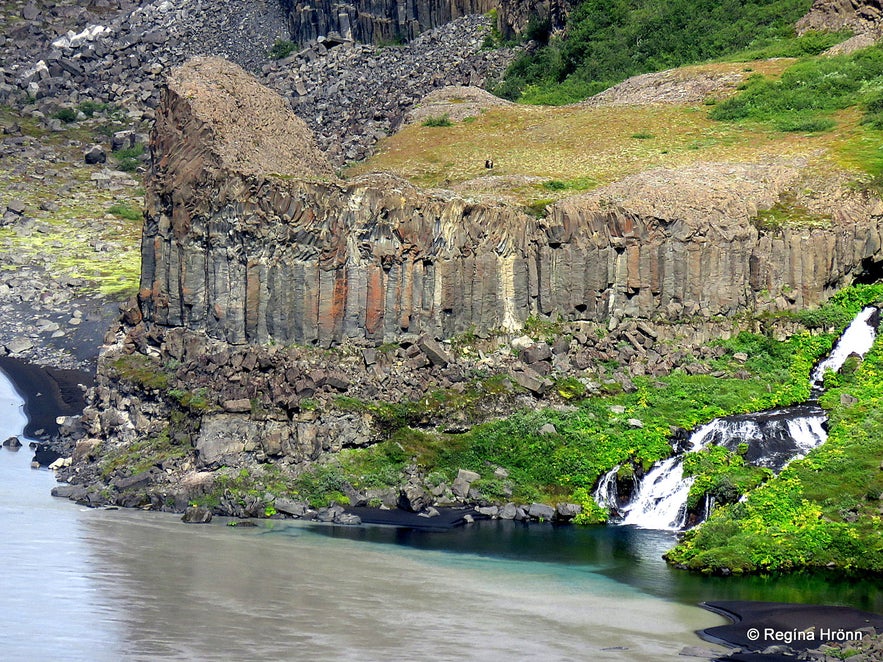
[1,368,880,661]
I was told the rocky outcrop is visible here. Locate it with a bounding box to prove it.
[141,56,540,345]
[797,0,883,35]
[279,0,569,44]
[141,58,883,347]
[281,0,496,44]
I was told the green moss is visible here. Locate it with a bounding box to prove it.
[752,199,831,232]
[99,428,188,480]
[110,354,171,390]
[555,376,586,400]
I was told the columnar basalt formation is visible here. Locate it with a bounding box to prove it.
[140,58,883,347]
[280,0,498,43]
[279,0,569,44]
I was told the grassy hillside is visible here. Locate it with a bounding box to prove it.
[492,0,840,104]
[350,46,883,218]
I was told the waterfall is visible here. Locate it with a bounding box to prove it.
[594,465,620,509]
[596,306,879,531]
[811,307,879,385]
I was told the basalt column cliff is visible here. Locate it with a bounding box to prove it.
[139,58,883,347]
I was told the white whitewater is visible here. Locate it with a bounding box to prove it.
[598,306,878,531]
[618,420,720,530]
[594,464,621,508]
[811,306,879,384]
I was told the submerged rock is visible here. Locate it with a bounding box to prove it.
[181,505,213,523]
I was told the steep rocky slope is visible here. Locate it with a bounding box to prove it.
[140,58,883,349]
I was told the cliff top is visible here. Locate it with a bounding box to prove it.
[167,57,336,181]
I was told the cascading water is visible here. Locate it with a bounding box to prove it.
[595,306,879,531]
[811,306,879,385]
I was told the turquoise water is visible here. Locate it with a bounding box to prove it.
[1,368,880,661]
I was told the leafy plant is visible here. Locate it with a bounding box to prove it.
[52,108,77,123]
[112,144,146,173]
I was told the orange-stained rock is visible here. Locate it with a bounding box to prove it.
[139,57,883,347]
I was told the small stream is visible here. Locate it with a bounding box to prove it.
[595,307,880,531]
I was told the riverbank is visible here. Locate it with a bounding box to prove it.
[0,356,92,438]
[704,601,883,661]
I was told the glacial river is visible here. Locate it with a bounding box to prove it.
[1,368,880,661]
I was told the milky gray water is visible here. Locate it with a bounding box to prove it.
[2,367,880,661]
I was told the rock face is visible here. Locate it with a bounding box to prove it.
[140,58,883,348]
[797,0,883,35]
[279,0,569,44]
[282,0,497,44]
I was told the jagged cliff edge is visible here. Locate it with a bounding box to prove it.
[140,57,883,347]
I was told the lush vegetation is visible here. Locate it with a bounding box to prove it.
[668,286,883,574]
[710,46,883,134]
[682,445,772,511]
[291,323,838,513]
[492,0,826,104]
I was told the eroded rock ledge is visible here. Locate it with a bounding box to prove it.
[141,57,883,348]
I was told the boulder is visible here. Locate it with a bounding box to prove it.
[223,398,252,413]
[511,368,551,395]
[6,200,26,215]
[273,498,310,517]
[2,436,22,449]
[418,335,451,367]
[84,144,106,165]
[334,512,362,525]
[5,337,34,355]
[555,502,582,521]
[398,483,430,512]
[51,484,88,500]
[181,505,213,523]
[520,343,552,364]
[528,503,556,521]
[451,468,480,498]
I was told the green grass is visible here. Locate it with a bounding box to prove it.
[108,201,142,221]
[493,0,818,104]
[710,46,883,133]
[422,114,454,127]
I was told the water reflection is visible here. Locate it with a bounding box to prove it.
[76,513,724,661]
[308,520,883,613]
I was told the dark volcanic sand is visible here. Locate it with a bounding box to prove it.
[703,600,883,660]
[0,356,92,438]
